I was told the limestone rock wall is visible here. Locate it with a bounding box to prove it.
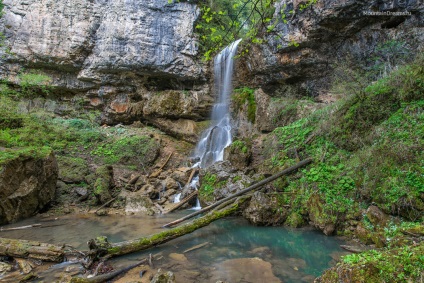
[237,0,423,92]
[233,0,424,134]
[0,151,58,224]
[0,0,211,135]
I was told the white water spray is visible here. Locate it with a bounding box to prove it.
[193,39,242,168]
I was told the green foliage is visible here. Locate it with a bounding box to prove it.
[328,54,424,150]
[0,146,51,165]
[91,135,157,165]
[200,172,228,201]
[17,71,53,97]
[200,172,217,199]
[298,0,317,11]
[261,57,424,230]
[194,0,276,60]
[230,139,248,154]
[233,87,256,123]
[340,243,424,283]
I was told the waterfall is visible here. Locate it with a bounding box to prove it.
[193,39,242,168]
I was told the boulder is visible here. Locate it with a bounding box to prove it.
[151,269,176,283]
[224,140,252,170]
[366,205,389,227]
[199,161,252,203]
[243,191,288,226]
[124,193,158,215]
[0,149,58,224]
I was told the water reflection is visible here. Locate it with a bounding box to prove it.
[0,214,348,282]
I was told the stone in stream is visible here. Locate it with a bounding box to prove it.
[168,253,188,263]
[210,257,281,283]
[151,269,176,283]
[124,192,159,215]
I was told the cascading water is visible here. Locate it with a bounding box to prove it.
[189,39,242,210]
[193,39,242,168]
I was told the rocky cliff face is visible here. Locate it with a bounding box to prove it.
[0,0,211,135]
[239,0,423,91]
[234,0,424,134]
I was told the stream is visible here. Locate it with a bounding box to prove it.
[0,212,349,282]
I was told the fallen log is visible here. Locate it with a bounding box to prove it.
[163,158,313,228]
[164,190,198,214]
[70,258,147,283]
[183,242,209,253]
[89,196,250,258]
[186,168,198,186]
[149,152,173,178]
[0,224,41,232]
[0,238,67,262]
[94,196,118,214]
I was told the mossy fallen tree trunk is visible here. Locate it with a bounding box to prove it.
[89,196,250,258]
[0,237,67,262]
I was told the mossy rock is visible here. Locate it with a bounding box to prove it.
[224,139,252,170]
[307,194,337,235]
[284,212,306,228]
[56,156,89,183]
[93,165,114,204]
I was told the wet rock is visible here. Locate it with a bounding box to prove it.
[144,118,202,144]
[0,262,13,274]
[163,189,177,199]
[16,259,34,274]
[151,269,176,283]
[93,165,114,204]
[171,167,192,185]
[164,177,179,191]
[243,191,288,226]
[0,149,58,224]
[125,193,158,215]
[210,258,281,283]
[199,161,253,203]
[366,205,389,227]
[168,253,188,263]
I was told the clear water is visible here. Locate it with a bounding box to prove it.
[0,214,348,282]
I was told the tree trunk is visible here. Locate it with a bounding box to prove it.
[0,238,66,262]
